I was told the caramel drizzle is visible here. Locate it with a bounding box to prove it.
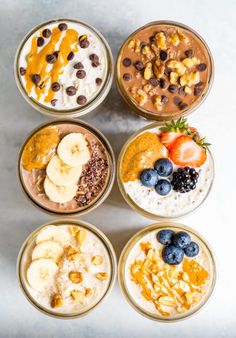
[24,27,79,103]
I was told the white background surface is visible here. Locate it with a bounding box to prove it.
[0,0,235,337]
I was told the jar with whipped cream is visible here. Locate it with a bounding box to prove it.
[18,119,115,216]
[17,219,117,318]
[118,222,216,322]
[15,18,113,118]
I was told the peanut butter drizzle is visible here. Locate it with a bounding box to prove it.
[183,259,208,286]
[121,132,168,183]
[22,126,60,171]
[24,27,79,103]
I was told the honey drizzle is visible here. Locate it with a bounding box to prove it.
[24,27,79,103]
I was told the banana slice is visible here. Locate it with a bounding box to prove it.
[32,240,64,262]
[44,176,78,204]
[27,258,58,291]
[46,155,82,187]
[57,133,90,167]
[36,225,71,247]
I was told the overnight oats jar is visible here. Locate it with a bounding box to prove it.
[116,21,214,121]
[118,222,216,322]
[14,18,113,118]
[17,219,117,318]
[117,118,214,220]
[18,119,115,216]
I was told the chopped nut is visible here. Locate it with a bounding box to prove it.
[180,72,200,86]
[167,33,180,46]
[153,95,162,111]
[182,57,200,68]
[128,39,141,53]
[70,226,79,237]
[131,88,148,106]
[177,30,189,44]
[51,293,64,308]
[143,84,153,94]
[155,32,166,49]
[167,60,186,76]
[143,62,153,80]
[71,290,85,302]
[170,71,179,84]
[68,271,83,284]
[76,230,87,245]
[153,62,165,79]
[85,288,93,298]
[91,255,103,265]
[96,272,108,281]
[158,296,176,307]
[65,246,80,261]
[142,45,155,60]
[184,86,192,94]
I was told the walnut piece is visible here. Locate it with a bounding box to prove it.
[68,271,83,284]
[51,293,64,308]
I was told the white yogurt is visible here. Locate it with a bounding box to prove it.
[18,21,108,110]
[20,225,111,314]
[123,127,214,218]
[125,229,212,317]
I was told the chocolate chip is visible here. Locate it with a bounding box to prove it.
[77,95,87,105]
[51,82,60,91]
[134,60,144,71]
[32,74,41,85]
[89,53,99,61]
[37,37,44,47]
[66,86,77,96]
[179,86,186,96]
[122,57,131,67]
[161,95,168,104]
[58,23,67,31]
[73,62,84,69]
[96,78,102,85]
[173,96,182,106]
[51,99,57,106]
[168,84,178,93]
[194,87,202,96]
[195,81,204,87]
[76,69,86,79]
[197,63,207,71]
[160,78,168,89]
[19,67,26,76]
[79,39,89,48]
[91,61,99,68]
[42,29,51,38]
[123,73,132,81]
[53,51,59,58]
[149,36,156,44]
[149,78,159,87]
[160,50,168,61]
[164,67,173,78]
[46,54,57,64]
[179,102,188,110]
[185,49,193,58]
[67,51,74,61]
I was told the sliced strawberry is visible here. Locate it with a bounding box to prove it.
[160,131,184,149]
[169,135,207,167]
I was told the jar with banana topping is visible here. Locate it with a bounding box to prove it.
[17,119,115,216]
[17,219,117,318]
[14,18,113,118]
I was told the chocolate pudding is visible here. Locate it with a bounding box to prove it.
[18,121,114,215]
[117,21,213,120]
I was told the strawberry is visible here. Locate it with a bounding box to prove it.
[160,118,189,149]
[169,135,208,167]
[160,131,184,149]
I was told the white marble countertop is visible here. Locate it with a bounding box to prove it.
[0,0,235,337]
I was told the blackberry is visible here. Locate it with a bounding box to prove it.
[171,167,199,193]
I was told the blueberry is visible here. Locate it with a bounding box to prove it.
[173,231,191,249]
[162,245,184,265]
[155,179,171,196]
[184,241,199,257]
[154,158,173,177]
[140,169,159,187]
[157,230,174,245]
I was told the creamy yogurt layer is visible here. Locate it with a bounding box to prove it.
[124,153,213,218]
[18,20,108,110]
[20,225,111,314]
[125,228,212,318]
